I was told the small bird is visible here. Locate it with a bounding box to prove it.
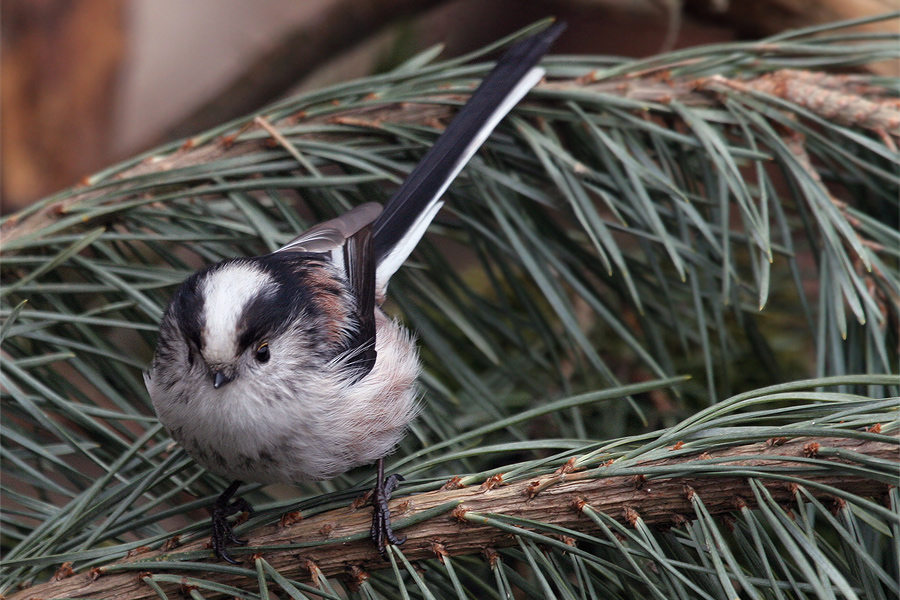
[145,22,564,562]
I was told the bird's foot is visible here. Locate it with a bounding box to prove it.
[210,480,254,564]
[370,469,405,558]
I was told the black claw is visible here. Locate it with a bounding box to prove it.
[384,473,404,494]
[370,459,405,558]
[210,480,253,563]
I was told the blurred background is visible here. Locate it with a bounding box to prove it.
[3,0,896,214]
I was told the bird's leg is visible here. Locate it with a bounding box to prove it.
[370,457,405,557]
[210,480,253,564]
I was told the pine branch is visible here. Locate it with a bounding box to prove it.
[4,69,897,249]
[2,20,897,598]
[10,433,896,600]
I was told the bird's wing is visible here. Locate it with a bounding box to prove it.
[276,203,382,379]
[340,223,377,381]
[371,21,566,293]
[276,202,383,255]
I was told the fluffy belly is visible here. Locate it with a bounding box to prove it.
[173,386,416,484]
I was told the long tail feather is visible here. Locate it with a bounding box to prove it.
[372,21,565,290]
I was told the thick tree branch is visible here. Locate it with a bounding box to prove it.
[11,434,897,600]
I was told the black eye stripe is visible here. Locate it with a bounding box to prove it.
[235,254,324,352]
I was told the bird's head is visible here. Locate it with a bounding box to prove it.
[163,260,285,390]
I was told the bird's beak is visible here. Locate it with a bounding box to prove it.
[212,370,235,389]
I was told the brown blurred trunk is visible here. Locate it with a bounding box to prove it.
[1,0,125,213]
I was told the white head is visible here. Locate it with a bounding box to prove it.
[199,263,275,380]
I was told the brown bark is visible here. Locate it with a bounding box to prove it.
[9,434,897,600]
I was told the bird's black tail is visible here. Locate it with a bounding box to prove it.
[372,20,565,290]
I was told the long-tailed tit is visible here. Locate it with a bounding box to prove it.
[146,22,564,562]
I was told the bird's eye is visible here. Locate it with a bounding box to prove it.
[255,342,270,363]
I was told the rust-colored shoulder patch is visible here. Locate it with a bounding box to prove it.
[302,262,352,347]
